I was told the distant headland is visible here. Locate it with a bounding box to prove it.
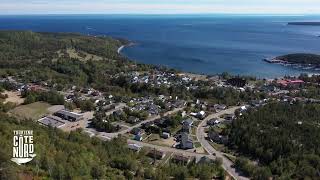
[288,22,320,26]
[264,53,320,71]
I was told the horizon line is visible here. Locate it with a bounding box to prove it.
[0,13,318,16]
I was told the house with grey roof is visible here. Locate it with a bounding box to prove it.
[181,119,193,133]
[38,116,66,128]
[54,110,84,122]
[178,132,194,149]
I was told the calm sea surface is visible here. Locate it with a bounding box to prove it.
[1,14,320,78]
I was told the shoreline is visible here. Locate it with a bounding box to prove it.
[263,58,320,72]
[117,45,125,54]
[117,42,136,54]
[119,42,319,79]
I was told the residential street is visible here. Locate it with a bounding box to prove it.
[96,107,185,139]
[87,105,248,180]
[127,139,211,160]
[196,106,249,180]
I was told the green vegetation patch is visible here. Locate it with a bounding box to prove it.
[10,102,51,120]
[229,102,320,179]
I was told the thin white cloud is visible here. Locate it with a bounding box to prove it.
[1,1,320,14]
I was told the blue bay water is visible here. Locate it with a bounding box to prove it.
[0,14,320,78]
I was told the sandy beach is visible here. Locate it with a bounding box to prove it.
[117,45,125,54]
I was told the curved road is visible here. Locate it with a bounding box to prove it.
[196,107,249,180]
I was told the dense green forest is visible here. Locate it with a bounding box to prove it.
[0,31,156,96]
[277,53,320,64]
[0,31,161,95]
[0,31,123,61]
[228,102,320,179]
[21,90,64,105]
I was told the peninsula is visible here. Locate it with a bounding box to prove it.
[264,53,320,65]
[288,22,320,26]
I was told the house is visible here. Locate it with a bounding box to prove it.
[239,105,248,112]
[161,132,170,139]
[54,110,84,122]
[207,104,217,112]
[277,79,304,88]
[207,118,220,126]
[148,149,166,159]
[171,154,192,164]
[127,116,140,124]
[181,111,187,117]
[131,128,144,136]
[154,118,168,128]
[142,121,155,129]
[134,134,143,141]
[214,104,227,111]
[182,118,193,126]
[197,111,206,120]
[208,131,228,144]
[148,104,160,115]
[128,144,142,152]
[261,84,278,93]
[38,116,65,128]
[224,114,235,121]
[113,110,123,117]
[250,100,265,107]
[227,77,247,87]
[197,156,214,164]
[179,132,194,149]
[181,119,193,133]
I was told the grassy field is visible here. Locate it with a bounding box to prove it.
[209,141,225,152]
[194,142,202,148]
[145,134,176,147]
[10,102,52,120]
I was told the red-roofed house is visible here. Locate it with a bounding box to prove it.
[277,79,304,88]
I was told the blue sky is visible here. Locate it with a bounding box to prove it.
[1,0,320,15]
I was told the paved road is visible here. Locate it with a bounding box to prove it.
[196,107,249,180]
[128,139,212,160]
[97,107,184,139]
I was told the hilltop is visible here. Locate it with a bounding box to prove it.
[0,31,127,62]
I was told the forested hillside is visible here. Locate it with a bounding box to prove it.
[0,31,153,91]
[228,102,320,179]
[0,31,123,62]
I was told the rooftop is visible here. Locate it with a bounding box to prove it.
[38,116,65,128]
[56,109,83,119]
